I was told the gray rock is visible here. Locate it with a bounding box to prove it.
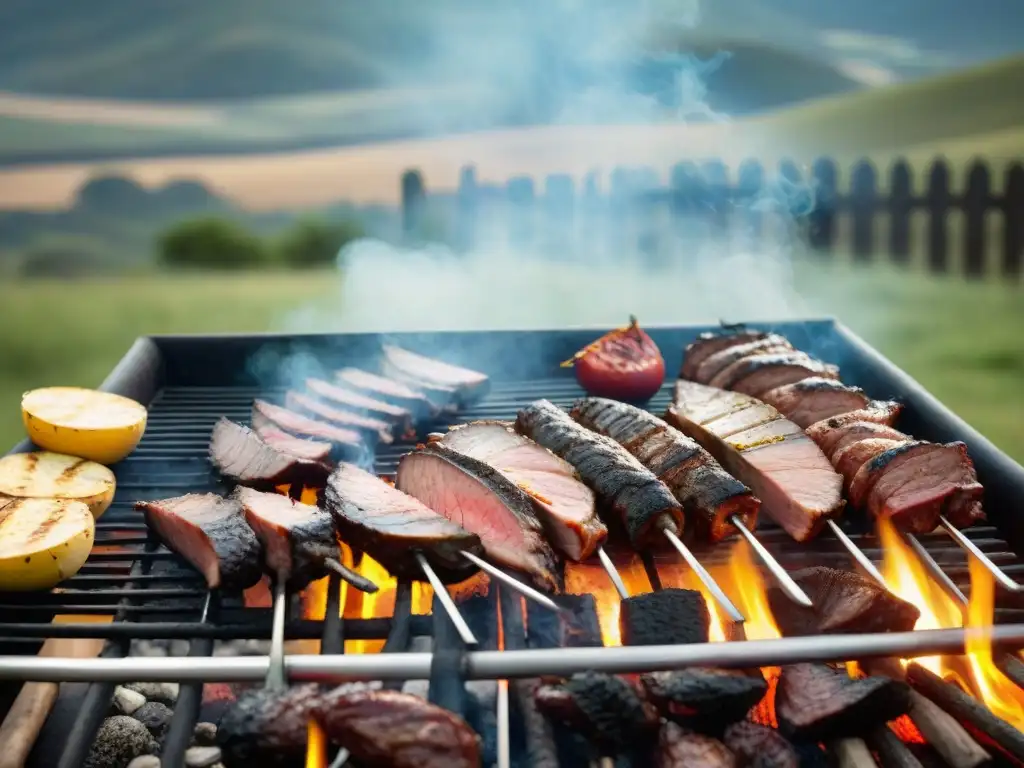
[127,757,162,768]
[184,746,223,768]
[126,682,179,706]
[111,686,147,716]
[169,639,192,656]
[84,716,157,768]
[191,722,217,746]
[133,701,174,740]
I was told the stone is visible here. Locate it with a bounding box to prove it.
[111,686,147,716]
[191,722,217,746]
[184,746,223,768]
[84,716,157,768]
[127,757,162,768]
[126,682,179,706]
[133,702,174,740]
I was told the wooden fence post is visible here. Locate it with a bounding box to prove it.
[850,159,877,262]
[808,157,837,252]
[888,160,913,265]
[456,165,477,252]
[1003,163,1024,279]
[925,159,951,274]
[963,160,991,278]
[401,169,425,243]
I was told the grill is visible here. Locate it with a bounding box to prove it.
[3,318,1024,768]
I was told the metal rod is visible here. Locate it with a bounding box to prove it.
[730,516,813,608]
[265,581,288,691]
[497,679,511,768]
[324,558,379,594]
[904,533,969,606]
[6,625,1024,683]
[460,550,561,614]
[414,553,478,646]
[661,526,746,623]
[597,546,629,600]
[939,516,1022,592]
[329,749,350,768]
[826,519,888,587]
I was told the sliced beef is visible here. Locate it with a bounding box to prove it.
[619,588,711,646]
[809,421,909,463]
[218,684,323,768]
[691,334,794,384]
[209,417,331,489]
[641,668,768,728]
[570,397,760,542]
[775,664,911,742]
[250,421,333,463]
[305,377,414,435]
[284,390,393,444]
[656,723,738,768]
[709,352,840,397]
[767,566,920,636]
[252,399,364,458]
[396,442,559,590]
[516,399,685,547]
[323,462,483,583]
[232,486,338,589]
[760,378,873,429]
[723,721,799,768]
[846,441,937,509]
[335,367,439,420]
[137,493,263,591]
[313,688,482,768]
[832,438,911,492]
[439,421,605,561]
[381,344,490,405]
[804,403,904,440]
[681,330,770,380]
[668,381,844,542]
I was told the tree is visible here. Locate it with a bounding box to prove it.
[276,218,365,269]
[75,174,151,215]
[158,218,268,269]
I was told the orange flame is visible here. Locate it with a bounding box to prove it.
[563,553,651,646]
[305,719,328,768]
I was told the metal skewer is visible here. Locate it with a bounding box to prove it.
[826,519,888,587]
[329,748,350,768]
[903,533,969,606]
[414,553,478,646]
[597,546,629,600]
[659,523,747,622]
[265,580,288,691]
[939,516,1022,592]
[496,679,511,768]
[729,515,813,608]
[323,557,379,593]
[460,550,562,614]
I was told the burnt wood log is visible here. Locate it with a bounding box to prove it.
[640,668,768,730]
[723,720,799,768]
[906,662,1024,764]
[512,679,561,768]
[995,652,1024,693]
[831,738,879,768]
[618,588,710,647]
[527,594,603,650]
[866,725,924,768]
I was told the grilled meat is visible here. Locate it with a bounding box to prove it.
[810,422,909,463]
[833,438,911,492]
[232,486,338,589]
[516,399,685,547]
[218,684,323,768]
[284,391,393,444]
[313,688,482,768]
[250,421,333,463]
[641,669,768,729]
[708,352,840,397]
[380,344,490,405]
[137,493,263,591]
[760,378,875,429]
[768,566,920,636]
[306,377,414,435]
[691,334,794,384]
[804,402,904,436]
[775,664,911,742]
[438,421,605,560]
[667,381,843,542]
[335,367,439,420]
[681,330,770,380]
[620,588,711,646]
[323,462,483,583]
[252,400,364,457]
[209,418,331,489]
[570,397,759,542]
[396,442,559,591]
[656,723,738,768]
[723,721,799,768]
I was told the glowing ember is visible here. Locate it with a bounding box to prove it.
[305,719,328,768]
[563,554,651,646]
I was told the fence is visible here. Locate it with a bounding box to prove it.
[398,157,1024,281]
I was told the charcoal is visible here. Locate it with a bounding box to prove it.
[192,722,218,746]
[132,701,173,741]
[641,668,768,729]
[84,716,157,768]
[775,664,911,742]
[656,722,738,768]
[723,721,799,768]
[620,588,710,646]
[527,594,603,649]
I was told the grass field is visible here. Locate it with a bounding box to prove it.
[2,262,1022,464]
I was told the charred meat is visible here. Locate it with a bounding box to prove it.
[620,588,711,646]
[759,378,876,429]
[380,344,490,405]
[680,330,770,380]
[723,721,799,768]
[323,462,483,583]
[656,723,738,768]
[285,390,394,444]
[809,421,909,463]
[570,397,759,542]
[137,493,263,591]
[641,668,768,729]
[768,566,920,636]
[439,421,605,560]
[691,334,794,384]
[335,367,439,420]
[667,381,844,542]
[305,377,414,435]
[708,352,840,398]
[805,403,904,435]
[516,399,685,547]
[209,418,330,489]
[218,684,323,768]
[252,399,364,457]
[396,442,559,591]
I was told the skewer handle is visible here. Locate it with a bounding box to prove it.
[415,553,478,646]
[460,551,562,614]
[940,516,1021,592]
[660,524,746,623]
[730,516,813,608]
[825,519,887,587]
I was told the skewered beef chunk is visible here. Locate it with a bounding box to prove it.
[723,721,799,768]
[767,566,920,636]
[656,723,738,768]
[285,390,394,444]
[775,664,911,742]
[250,420,333,462]
[526,594,604,649]
[232,486,338,589]
[691,334,794,384]
[760,378,875,429]
[324,462,483,583]
[209,418,331,489]
[681,330,770,380]
[833,438,911,492]
[313,688,483,768]
[380,344,490,405]
[641,668,768,728]
[708,352,840,397]
[620,588,710,646]
[217,684,323,768]
[668,381,844,542]
[335,367,439,420]
[137,493,263,591]
[305,377,414,434]
[516,399,685,547]
[252,400,365,457]
[396,442,559,591]
[535,672,659,754]
[439,421,606,560]
[570,398,760,542]
[811,422,909,463]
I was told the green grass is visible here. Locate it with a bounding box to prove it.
[1,263,1023,466]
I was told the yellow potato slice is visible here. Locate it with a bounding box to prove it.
[0,497,94,591]
[22,387,147,465]
[0,451,116,518]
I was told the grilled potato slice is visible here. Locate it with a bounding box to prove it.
[0,498,94,591]
[0,451,115,518]
[21,387,147,464]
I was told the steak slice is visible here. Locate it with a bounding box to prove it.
[804,402,904,438]
[335,367,439,420]
[396,442,559,590]
[218,685,323,768]
[570,397,759,542]
[250,421,333,463]
[832,438,911,492]
[681,330,770,380]
[760,378,873,429]
[668,381,844,542]
[691,334,794,384]
[232,486,338,589]
[305,377,414,435]
[768,566,920,636]
[809,421,909,463]
[641,669,768,728]
[323,462,482,583]
[656,723,738,768]
[710,353,840,397]
[210,417,331,489]
[284,390,393,444]
[252,400,365,458]
[137,493,263,591]
[381,344,490,405]
[516,399,685,548]
[438,421,606,561]
[723,722,799,768]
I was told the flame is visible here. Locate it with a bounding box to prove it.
[305,719,328,768]
[563,553,651,646]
